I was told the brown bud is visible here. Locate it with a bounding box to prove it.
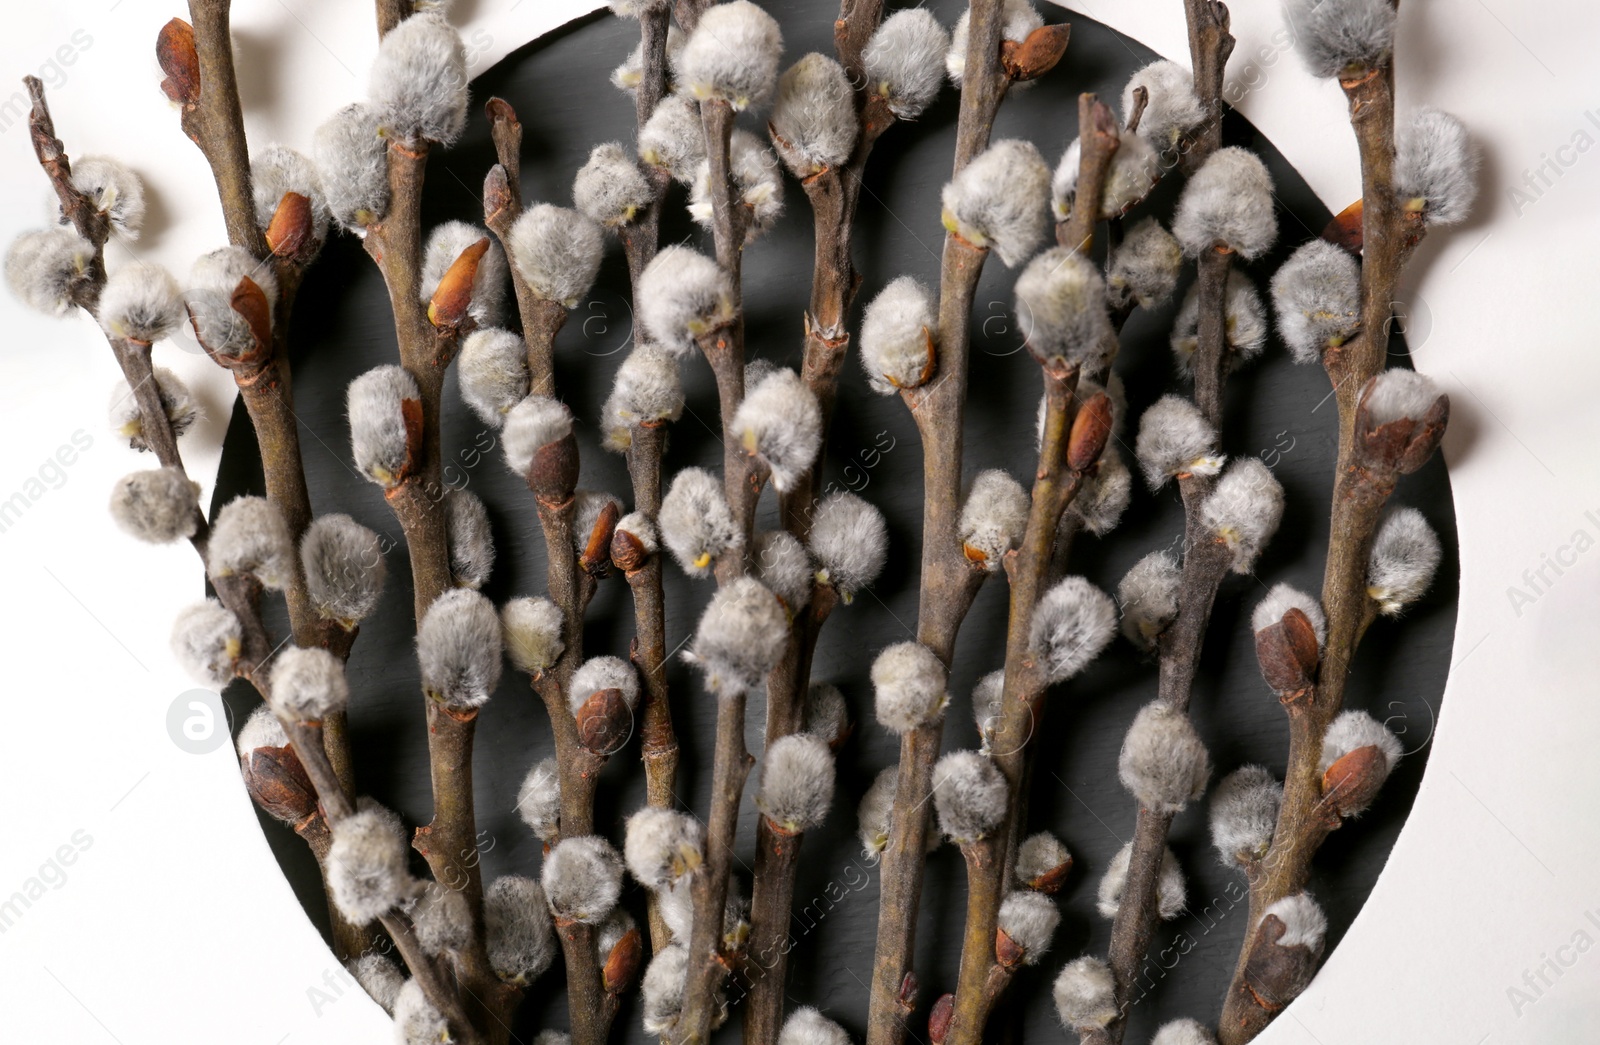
[611,527,649,573]
[1001,23,1072,81]
[1324,198,1364,254]
[1321,744,1389,819]
[427,237,491,329]
[156,19,200,107]
[266,192,315,261]
[241,745,317,825]
[927,992,955,1045]
[995,926,1026,969]
[962,542,989,567]
[484,164,514,227]
[1254,607,1320,697]
[897,971,919,1013]
[1239,912,1321,1014]
[398,397,425,485]
[580,499,621,577]
[527,432,580,503]
[575,688,633,756]
[1354,379,1450,477]
[1023,854,1073,895]
[1067,392,1113,472]
[484,96,521,138]
[602,925,643,994]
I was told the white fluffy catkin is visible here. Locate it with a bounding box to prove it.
[679,1,783,110]
[932,750,1006,844]
[778,1007,851,1045]
[458,327,530,426]
[686,578,789,695]
[485,874,557,984]
[250,145,330,245]
[1135,394,1225,489]
[1210,765,1282,866]
[1362,368,1442,427]
[1107,217,1183,312]
[1118,550,1182,652]
[998,891,1059,963]
[641,943,690,1034]
[687,130,784,243]
[1319,710,1402,776]
[236,703,288,757]
[368,12,468,145]
[1284,0,1396,79]
[542,835,625,924]
[1152,1019,1218,1045]
[1013,246,1114,368]
[67,156,146,238]
[1170,270,1268,376]
[516,757,562,841]
[421,220,507,326]
[959,469,1030,571]
[771,53,858,175]
[393,979,449,1045]
[1016,831,1071,887]
[502,596,565,677]
[757,733,835,833]
[611,21,685,94]
[507,204,604,307]
[808,491,889,599]
[1068,444,1132,535]
[1396,107,1477,227]
[109,367,200,452]
[1053,957,1117,1031]
[1200,458,1285,573]
[945,0,1043,87]
[660,466,742,576]
[1251,583,1327,646]
[347,365,419,488]
[568,655,640,714]
[863,9,948,119]
[573,491,621,552]
[625,807,704,889]
[636,244,735,355]
[1097,841,1186,920]
[751,529,812,611]
[574,141,655,227]
[971,669,1004,748]
[1271,239,1361,364]
[857,766,899,859]
[501,395,574,478]
[1367,507,1441,615]
[802,682,849,746]
[859,275,937,394]
[1172,147,1277,259]
[733,368,822,493]
[170,599,242,687]
[1123,60,1205,151]
[416,588,503,710]
[268,646,350,721]
[942,139,1051,267]
[1264,892,1327,950]
[5,227,94,315]
[208,496,294,590]
[872,642,947,734]
[326,805,411,922]
[1118,701,1210,813]
[312,103,389,229]
[445,487,495,590]
[189,244,280,309]
[609,344,685,427]
[301,514,386,625]
[407,881,473,955]
[109,468,200,545]
[638,94,708,183]
[1053,131,1159,221]
[1029,576,1118,684]
[98,264,184,342]
[346,953,405,1014]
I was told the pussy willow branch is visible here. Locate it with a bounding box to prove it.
[1217,56,1426,1045]
[1179,0,1234,174]
[744,817,807,1045]
[865,6,1012,1044]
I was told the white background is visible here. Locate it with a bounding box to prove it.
[0,1,1595,1042]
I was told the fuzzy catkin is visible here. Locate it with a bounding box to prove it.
[1097,841,1186,920]
[757,733,835,833]
[1210,765,1282,867]
[1107,217,1183,312]
[346,953,404,1014]
[568,655,640,714]
[636,245,735,355]
[779,1008,852,1045]
[1014,246,1114,368]
[1170,270,1268,376]
[1029,576,1118,683]
[1118,702,1211,814]
[407,882,473,956]
[998,891,1059,963]
[393,979,449,1045]
[516,758,562,841]
[269,646,350,721]
[1395,107,1477,227]
[971,669,1005,747]
[573,142,655,227]
[872,642,947,734]
[502,597,564,678]
[660,467,742,576]
[625,807,704,889]
[1265,893,1327,950]
[863,9,948,119]
[751,529,812,610]
[485,875,557,984]
[679,1,783,110]
[1016,831,1071,887]
[859,276,937,393]
[507,204,604,307]
[416,588,503,710]
[1118,550,1181,652]
[207,496,294,590]
[641,943,690,1035]
[733,368,821,492]
[945,0,1043,86]
[857,766,899,859]
[236,704,288,756]
[1271,239,1362,364]
[444,488,495,590]
[68,156,146,238]
[687,130,784,243]
[1367,507,1441,615]
[1053,131,1159,221]
[1136,395,1225,489]
[1319,710,1402,776]
[808,492,889,599]
[250,144,330,245]
[1152,1019,1217,1045]
[1172,147,1277,259]
[327,805,411,922]
[959,469,1030,570]
[110,468,200,545]
[1053,957,1117,1030]
[609,345,684,427]
[368,11,468,145]
[770,53,857,175]
[1363,368,1442,426]
[802,682,849,746]
[1067,445,1133,535]
[301,514,386,625]
[109,367,200,452]
[686,577,788,695]
[502,395,574,478]
[612,22,685,94]
[420,220,507,326]
[347,365,419,488]
[170,599,242,687]
[638,94,707,183]
[312,103,390,228]
[98,264,184,342]
[5,227,94,315]
[1284,0,1396,79]
[1200,458,1284,573]
[932,750,1006,844]
[458,327,530,426]
[190,244,280,310]
[572,489,621,552]
[1123,60,1205,150]
[542,835,625,924]
[942,139,1051,267]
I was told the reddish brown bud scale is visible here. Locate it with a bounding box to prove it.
[1324,198,1364,254]
[575,688,632,756]
[611,528,649,573]
[581,499,621,577]
[1237,912,1322,1016]
[484,164,514,226]
[1024,855,1072,894]
[928,992,955,1045]
[156,19,200,107]
[1255,607,1320,697]
[266,192,314,261]
[428,237,491,329]
[528,433,580,503]
[1354,380,1450,477]
[602,925,643,993]
[1000,23,1072,82]
[398,397,425,485]
[1321,744,1389,819]
[1067,393,1113,472]
[995,926,1026,968]
[241,744,318,825]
